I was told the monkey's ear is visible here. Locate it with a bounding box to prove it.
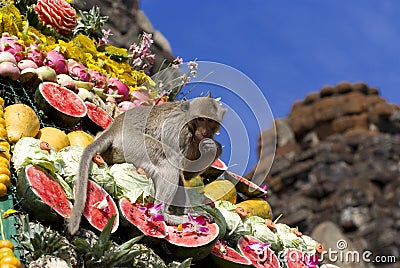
[206,92,212,98]
[180,100,190,112]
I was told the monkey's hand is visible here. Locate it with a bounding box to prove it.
[184,207,215,223]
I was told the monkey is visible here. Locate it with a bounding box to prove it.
[67,95,227,235]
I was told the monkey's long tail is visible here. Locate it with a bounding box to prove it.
[67,131,113,235]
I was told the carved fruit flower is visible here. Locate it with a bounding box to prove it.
[34,0,78,37]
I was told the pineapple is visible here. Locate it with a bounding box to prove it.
[73,215,146,267]
[29,256,70,268]
[73,6,108,41]
[18,215,78,267]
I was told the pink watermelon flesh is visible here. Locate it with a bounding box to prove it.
[26,165,72,217]
[238,236,280,268]
[165,221,219,247]
[211,159,227,170]
[285,248,313,268]
[83,180,119,233]
[119,198,167,238]
[40,82,87,117]
[85,102,113,130]
[211,241,252,266]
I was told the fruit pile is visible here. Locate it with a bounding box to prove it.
[0,0,331,267]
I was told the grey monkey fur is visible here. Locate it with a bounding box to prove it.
[67,96,227,235]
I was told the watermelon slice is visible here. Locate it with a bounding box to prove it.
[284,248,320,268]
[35,82,87,127]
[118,197,167,238]
[237,235,280,268]
[201,158,228,180]
[164,219,220,261]
[210,240,252,267]
[84,102,113,131]
[81,180,119,233]
[225,171,267,198]
[16,165,72,222]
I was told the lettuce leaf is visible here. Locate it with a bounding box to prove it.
[109,163,154,203]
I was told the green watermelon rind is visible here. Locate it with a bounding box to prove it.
[84,101,113,131]
[35,82,87,127]
[16,164,72,222]
[163,222,220,261]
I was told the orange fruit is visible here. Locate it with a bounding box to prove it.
[0,255,20,268]
[0,152,9,161]
[0,175,10,188]
[0,141,9,152]
[0,162,9,170]
[0,241,13,251]
[0,263,18,268]
[0,183,7,198]
[0,167,10,177]
[0,119,5,128]
[0,129,6,139]
[0,249,13,260]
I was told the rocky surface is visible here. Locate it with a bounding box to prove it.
[73,0,175,74]
[248,81,400,267]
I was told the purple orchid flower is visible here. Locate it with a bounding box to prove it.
[245,241,270,256]
[181,214,209,235]
[215,240,228,254]
[138,203,165,222]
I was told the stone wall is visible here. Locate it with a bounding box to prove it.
[249,82,400,266]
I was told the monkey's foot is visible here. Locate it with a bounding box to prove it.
[163,213,189,226]
[185,208,215,223]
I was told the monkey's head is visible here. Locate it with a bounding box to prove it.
[183,95,227,141]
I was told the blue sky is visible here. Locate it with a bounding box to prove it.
[141,1,400,174]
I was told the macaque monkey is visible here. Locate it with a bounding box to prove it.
[68,95,227,235]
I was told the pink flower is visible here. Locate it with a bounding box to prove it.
[107,77,130,102]
[25,44,45,67]
[215,240,228,254]
[96,29,112,46]
[172,56,183,69]
[302,254,319,268]
[181,214,209,235]
[245,241,270,256]
[68,59,90,82]
[138,203,164,222]
[0,33,24,62]
[45,50,67,74]
[34,0,77,37]
[188,61,198,77]
[88,70,108,89]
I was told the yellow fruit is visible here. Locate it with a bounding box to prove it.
[0,175,11,188]
[236,198,273,220]
[0,141,10,152]
[0,183,6,198]
[0,98,4,107]
[0,241,13,251]
[0,264,18,268]
[183,175,205,188]
[0,152,10,161]
[0,255,20,268]
[0,158,9,168]
[36,127,70,151]
[204,179,237,204]
[0,248,13,260]
[0,167,10,177]
[67,130,94,148]
[0,119,5,128]
[4,104,40,143]
[0,129,6,139]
